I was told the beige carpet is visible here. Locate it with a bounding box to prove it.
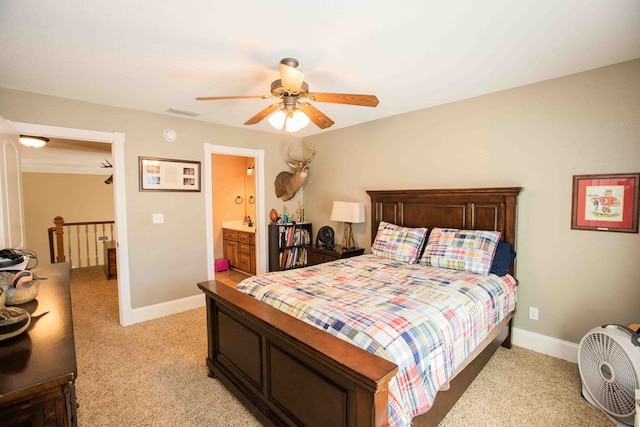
[70,267,614,426]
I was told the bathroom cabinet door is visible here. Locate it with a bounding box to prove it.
[224,239,238,268]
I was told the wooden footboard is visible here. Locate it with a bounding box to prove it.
[198,280,398,427]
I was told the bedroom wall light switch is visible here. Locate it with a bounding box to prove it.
[153,214,164,224]
[529,306,539,321]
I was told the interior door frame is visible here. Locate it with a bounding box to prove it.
[0,119,25,248]
[204,144,266,279]
[7,121,133,325]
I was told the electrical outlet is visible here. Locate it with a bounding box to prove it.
[153,213,164,224]
[529,306,539,321]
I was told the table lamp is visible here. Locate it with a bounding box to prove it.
[330,201,365,250]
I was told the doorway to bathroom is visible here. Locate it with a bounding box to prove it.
[203,144,266,281]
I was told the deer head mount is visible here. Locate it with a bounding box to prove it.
[274,144,316,201]
[100,159,113,184]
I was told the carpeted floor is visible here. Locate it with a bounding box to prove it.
[70,267,614,426]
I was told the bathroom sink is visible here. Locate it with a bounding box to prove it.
[221,221,255,233]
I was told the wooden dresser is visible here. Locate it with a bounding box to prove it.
[0,262,78,426]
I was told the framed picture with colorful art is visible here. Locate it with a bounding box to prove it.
[571,173,639,233]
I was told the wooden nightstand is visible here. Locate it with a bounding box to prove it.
[305,245,365,266]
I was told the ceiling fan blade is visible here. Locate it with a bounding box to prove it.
[298,103,335,129]
[196,95,271,101]
[279,59,305,93]
[307,92,379,107]
[244,102,283,125]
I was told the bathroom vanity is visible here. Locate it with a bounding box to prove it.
[222,222,256,275]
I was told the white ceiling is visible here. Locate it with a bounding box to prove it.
[1,1,639,137]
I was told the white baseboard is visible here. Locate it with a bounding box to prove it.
[512,327,579,363]
[123,299,580,364]
[126,293,206,325]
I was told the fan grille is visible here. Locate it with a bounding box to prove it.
[579,331,638,418]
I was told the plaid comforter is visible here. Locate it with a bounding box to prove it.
[235,254,517,427]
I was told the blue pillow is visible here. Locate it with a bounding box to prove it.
[490,241,516,276]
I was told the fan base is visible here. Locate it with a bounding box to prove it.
[581,385,635,426]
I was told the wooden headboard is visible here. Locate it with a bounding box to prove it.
[367,187,522,248]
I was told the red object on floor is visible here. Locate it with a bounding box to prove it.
[215,259,229,272]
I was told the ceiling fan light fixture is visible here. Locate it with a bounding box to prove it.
[268,108,310,133]
[268,109,287,130]
[19,135,49,148]
[286,109,310,133]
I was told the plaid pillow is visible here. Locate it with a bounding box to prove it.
[420,227,501,275]
[371,221,428,264]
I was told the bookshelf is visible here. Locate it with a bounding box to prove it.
[268,223,312,272]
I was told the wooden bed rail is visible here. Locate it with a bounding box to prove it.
[48,216,115,268]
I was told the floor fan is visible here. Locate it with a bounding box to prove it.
[578,324,640,426]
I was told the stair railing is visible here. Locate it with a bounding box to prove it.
[48,216,115,268]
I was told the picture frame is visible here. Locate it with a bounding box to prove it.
[571,173,639,233]
[139,157,201,192]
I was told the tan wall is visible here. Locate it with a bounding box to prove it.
[304,59,640,344]
[22,172,115,268]
[0,87,302,308]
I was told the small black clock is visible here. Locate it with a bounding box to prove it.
[315,226,335,249]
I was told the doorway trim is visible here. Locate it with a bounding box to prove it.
[204,144,266,279]
[8,121,133,325]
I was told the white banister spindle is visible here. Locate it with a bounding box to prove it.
[93,224,99,266]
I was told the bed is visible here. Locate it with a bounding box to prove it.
[198,187,522,426]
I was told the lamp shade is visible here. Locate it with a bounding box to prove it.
[268,109,286,130]
[330,201,365,224]
[268,108,310,133]
[279,62,305,93]
[286,109,310,133]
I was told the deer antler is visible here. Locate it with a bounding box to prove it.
[286,144,316,162]
[286,144,295,161]
[304,145,315,162]
[100,159,113,184]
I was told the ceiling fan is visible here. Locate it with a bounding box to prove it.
[196,58,379,132]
